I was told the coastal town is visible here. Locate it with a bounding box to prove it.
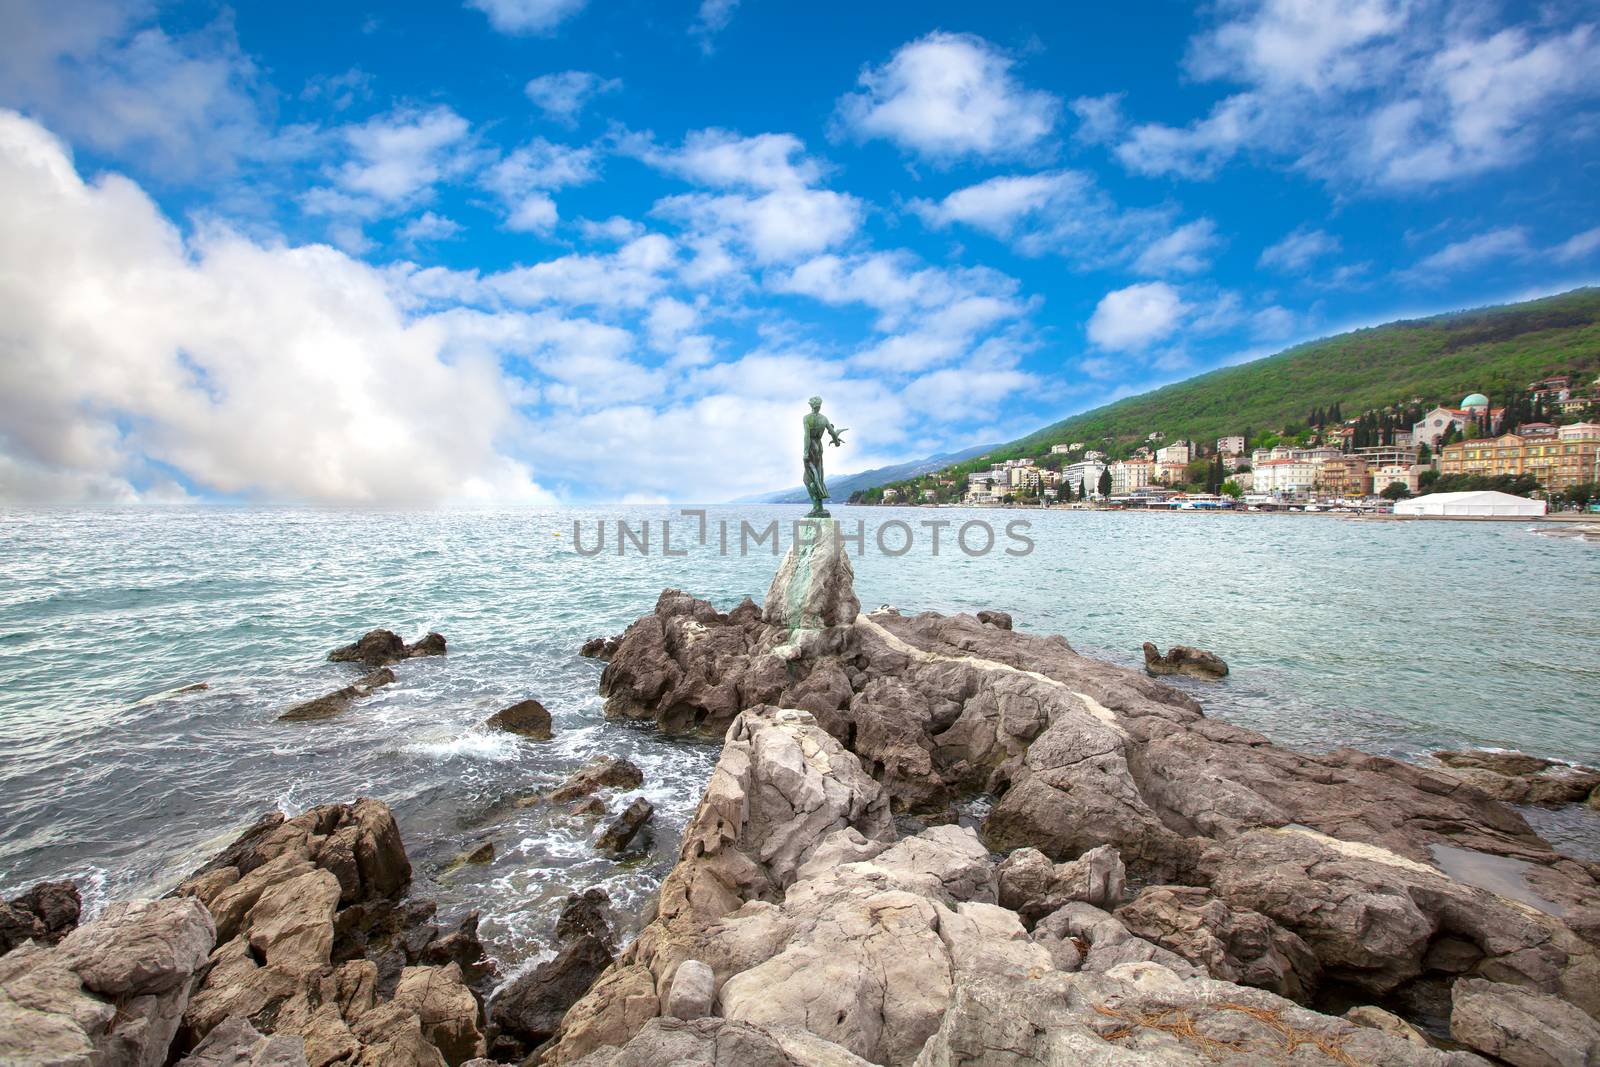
[854,373,1600,515]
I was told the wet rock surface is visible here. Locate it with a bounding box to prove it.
[278,667,395,722]
[546,533,1599,1065]
[485,698,553,740]
[328,629,447,667]
[1141,641,1229,679]
[0,879,81,957]
[1433,749,1600,808]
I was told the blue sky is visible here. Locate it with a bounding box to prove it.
[1,0,1597,504]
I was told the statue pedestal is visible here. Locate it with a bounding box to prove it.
[762,519,860,632]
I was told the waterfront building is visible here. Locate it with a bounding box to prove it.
[1395,491,1546,517]
[1156,460,1189,484]
[1412,394,1504,451]
[1355,444,1420,469]
[1110,459,1155,496]
[1062,459,1107,498]
[1438,422,1600,491]
[1252,457,1319,494]
[1315,455,1368,495]
[1370,464,1420,494]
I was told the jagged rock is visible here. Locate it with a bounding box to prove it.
[563,1017,875,1066]
[596,798,653,853]
[665,960,714,1021]
[244,868,341,976]
[996,844,1126,923]
[0,879,80,956]
[1141,641,1228,679]
[485,698,552,739]
[279,668,396,722]
[449,842,494,868]
[543,756,644,804]
[555,890,615,949]
[570,797,606,817]
[580,636,621,660]
[176,1016,308,1065]
[1345,1005,1432,1048]
[1433,750,1600,807]
[492,935,615,1048]
[392,964,485,1065]
[976,610,1012,630]
[1451,977,1600,1067]
[0,898,216,1067]
[762,520,861,631]
[328,629,446,667]
[1115,884,1319,1000]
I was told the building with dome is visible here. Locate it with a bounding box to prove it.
[1412,392,1503,452]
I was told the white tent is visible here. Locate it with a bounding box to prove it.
[1394,490,1547,517]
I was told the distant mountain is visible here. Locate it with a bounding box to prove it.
[859,287,1600,500]
[740,442,997,504]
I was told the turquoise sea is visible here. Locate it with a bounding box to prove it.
[2,505,1596,971]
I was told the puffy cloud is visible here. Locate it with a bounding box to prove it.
[399,211,461,243]
[308,106,477,218]
[467,0,588,35]
[488,234,677,308]
[1087,282,1189,351]
[482,138,598,231]
[0,0,296,182]
[524,70,621,124]
[1408,227,1531,275]
[1104,0,1600,188]
[639,129,823,190]
[911,169,1179,267]
[1258,225,1341,272]
[1133,219,1220,275]
[0,109,548,504]
[653,187,862,264]
[836,32,1059,162]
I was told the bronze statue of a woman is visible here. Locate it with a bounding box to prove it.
[802,396,846,518]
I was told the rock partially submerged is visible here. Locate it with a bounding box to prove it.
[278,666,395,722]
[328,629,447,667]
[595,798,653,853]
[485,698,553,739]
[0,879,81,956]
[1434,749,1600,807]
[542,756,645,805]
[556,532,1600,1064]
[489,890,618,1060]
[1141,641,1229,679]
[580,635,621,660]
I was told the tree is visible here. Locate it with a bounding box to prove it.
[1221,479,1244,500]
[1381,481,1412,501]
[1416,442,1432,463]
[1077,479,1088,501]
[1097,467,1112,498]
[1418,468,1440,490]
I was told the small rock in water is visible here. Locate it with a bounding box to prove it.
[485,698,552,740]
[1142,641,1228,679]
[976,609,1013,630]
[0,879,81,956]
[542,756,645,804]
[579,635,621,660]
[569,796,606,817]
[278,666,395,721]
[1432,749,1600,807]
[555,888,615,949]
[327,628,446,667]
[596,797,654,852]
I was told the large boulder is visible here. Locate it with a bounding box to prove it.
[175,1017,308,1066]
[0,879,80,956]
[762,520,861,632]
[485,698,552,740]
[544,757,644,804]
[1451,977,1600,1067]
[596,797,654,853]
[1433,750,1600,807]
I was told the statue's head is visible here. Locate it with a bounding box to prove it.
[808,396,822,410]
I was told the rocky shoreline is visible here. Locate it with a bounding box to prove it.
[4,523,1599,1065]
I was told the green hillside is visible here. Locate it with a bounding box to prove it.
[862,287,1600,500]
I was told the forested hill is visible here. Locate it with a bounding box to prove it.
[862,287,1600,498]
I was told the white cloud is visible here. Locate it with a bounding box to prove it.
[488,234,677,309]
[640,129,823,190]
[911,169,1179,267]
[482,138,598,231]
[0,1,295,181]
[1104,1,1600,188]
[836,32,1059,162]
[524,70,621,124]
[653,187,862,264]
[1070,93,1125,143]
[1087,282,1189,351]
[1553,226,1600,264]
[1258,225,1341,272]
[1409,227,1531,275]
[1133,219,1220,275]
[399,211,461,243]
[0,109,549,504]
[467,0,588,35]
[310,106,476,218]
[691,0,740,52]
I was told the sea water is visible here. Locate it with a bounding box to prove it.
[2,505,1596,970]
